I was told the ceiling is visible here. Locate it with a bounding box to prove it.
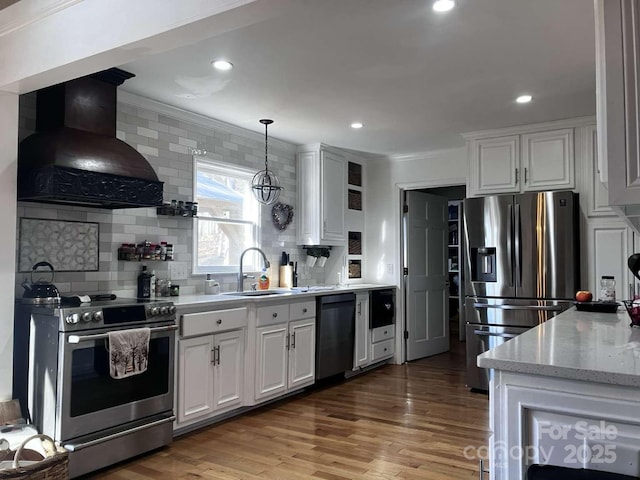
[120,0,596,156]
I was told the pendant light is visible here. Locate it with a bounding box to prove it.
[252,119,283,205]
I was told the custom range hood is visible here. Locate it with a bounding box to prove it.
[18,68,163,209]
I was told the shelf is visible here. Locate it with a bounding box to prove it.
[448,244,459,248]
[449,295,459,299]
[448,269,459,273]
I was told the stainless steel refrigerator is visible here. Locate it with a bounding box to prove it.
[463,191,579,390]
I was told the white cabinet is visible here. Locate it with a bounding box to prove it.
[353,293,370,369]
[596,0,640,207]
[177,328,244,425]
[586,217,635,298]
[491,371,640,479]
[254,300,316,402]
[296,144,346,245]
[177,307,247,426]
[370,325,395,363]
[467,129,575,197]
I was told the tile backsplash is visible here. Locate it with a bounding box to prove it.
[15,92,326,298]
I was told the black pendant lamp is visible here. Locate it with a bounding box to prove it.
[252,119,283,205]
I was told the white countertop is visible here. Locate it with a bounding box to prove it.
[171,283,394,308]
[477,306,640,387]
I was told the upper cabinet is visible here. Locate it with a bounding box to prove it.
[296,144,347,245]
[466,128,575,197]
[596,0,640,228]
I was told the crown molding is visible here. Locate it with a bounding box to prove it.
[461,115,596,141]
[396,177,467,190]
[118,90,298,155]
[389,146,466,163]
[0,0,82,36]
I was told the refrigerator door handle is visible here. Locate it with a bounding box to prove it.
[473,303,563,311]
[473,329,519,339]
[507,204,513,287]
[515,203,522,288]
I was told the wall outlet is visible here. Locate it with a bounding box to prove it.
[169,261,188,280]
[387,263,394,275]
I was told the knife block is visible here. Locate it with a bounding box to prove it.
[279,266,293,288]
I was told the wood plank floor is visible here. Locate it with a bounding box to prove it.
[91,333,489,479]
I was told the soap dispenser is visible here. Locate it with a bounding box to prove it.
[204,274,220,295]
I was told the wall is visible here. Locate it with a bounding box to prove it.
[363,147,467,288]
[0,92,18,400]
[16,92,326,299]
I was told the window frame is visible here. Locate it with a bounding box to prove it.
[192,156,262,275]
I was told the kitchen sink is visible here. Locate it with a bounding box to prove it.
[223,290,289,297]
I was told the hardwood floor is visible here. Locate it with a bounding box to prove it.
[91,331,489,479]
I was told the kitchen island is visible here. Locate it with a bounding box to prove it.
[478,307,640,479]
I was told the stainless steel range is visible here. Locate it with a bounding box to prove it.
[16,297,177,478]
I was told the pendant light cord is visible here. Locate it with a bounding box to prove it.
[264,121,269,174]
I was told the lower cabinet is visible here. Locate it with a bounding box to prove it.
[255,318,315,402]
[177,328,244,425]
[370,325,395,363]
[353,293,370,369]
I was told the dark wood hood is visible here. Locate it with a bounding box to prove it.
[18,68,163,209]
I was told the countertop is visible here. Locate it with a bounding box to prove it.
[477,306,640,387]
[171,283,395,308]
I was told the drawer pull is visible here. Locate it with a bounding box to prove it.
[216,319,222,325]
[302,308,307,313]
[384,330,388,335]
[273,312,278,318]
[384,348,388,352]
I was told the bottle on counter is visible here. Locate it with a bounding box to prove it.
[149,270,156,298]
[137,265,152,299]
[258,268,270,290]
[599,275,616,302]
[204,274,220,295]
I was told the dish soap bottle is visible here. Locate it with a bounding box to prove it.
[137,265,152,299]
[258,268,270,290]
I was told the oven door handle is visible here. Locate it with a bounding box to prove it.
[62,415,176,452]
[473,329,519,339]
[473,303,563,311]
[68,325,178,344]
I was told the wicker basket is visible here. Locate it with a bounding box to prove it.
[0,434,68,480]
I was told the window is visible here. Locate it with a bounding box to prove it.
[193,158,261,274]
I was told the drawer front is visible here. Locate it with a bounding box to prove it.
[181,307,247,337]
[371,338,395,362]
[371,325,395,343]
[256,303,290,327]
[290,300,315,320]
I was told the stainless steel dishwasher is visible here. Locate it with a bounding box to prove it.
[316,293,356,380]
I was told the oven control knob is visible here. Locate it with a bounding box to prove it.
[168,306,176,314]
[160,306,169,315]
[92,311,103,322]
[66,313,80,325]
[150,307,160,317]
[81,312,92,323]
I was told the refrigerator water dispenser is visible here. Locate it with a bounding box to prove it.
[471,247,496,282]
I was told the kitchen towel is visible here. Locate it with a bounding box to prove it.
[107,327,151,379]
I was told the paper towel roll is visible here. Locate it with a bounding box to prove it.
[279,266,293,288]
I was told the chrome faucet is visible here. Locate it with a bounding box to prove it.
[237,247,270,292]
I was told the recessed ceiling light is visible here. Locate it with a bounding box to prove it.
[351,122,364,129]
[212,60,233,71]
[433,0,455,13]
[516,94,533,104]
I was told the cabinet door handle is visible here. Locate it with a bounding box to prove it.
[291,332,296,349]
[215,345,220,365]
[211,348,216,364]
[524,167,528,184]
[515,167,519,184]
[216,319,222,325]
[286,333,290,351]
[357,302,361,315]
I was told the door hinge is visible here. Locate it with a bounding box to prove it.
[403,267,408,275]
[403,204,408,213]
[404,330,409,340]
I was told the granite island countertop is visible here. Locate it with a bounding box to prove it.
[477,306,640,387]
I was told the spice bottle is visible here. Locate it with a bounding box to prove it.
[599,275,616,302]
[137,265,152,299]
